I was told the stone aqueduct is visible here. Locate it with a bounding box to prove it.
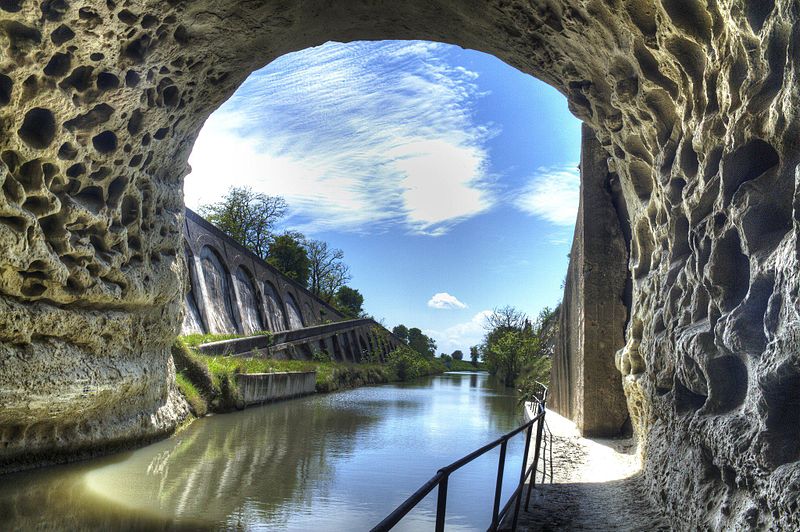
[0,0,797,528]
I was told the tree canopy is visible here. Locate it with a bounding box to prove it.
[392,325,409,343]
[266,232,310,286]
[199,186,287,260]
[334,286,364,319]
[306,239,351,302]
[408,327,436,358]
[480,305,558,387]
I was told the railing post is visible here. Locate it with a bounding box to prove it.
[510,420,534,530]
[489,439,508,530]
[435,474,449,532]
[525,408,546,511]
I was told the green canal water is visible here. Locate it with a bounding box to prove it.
[0,372,528,531]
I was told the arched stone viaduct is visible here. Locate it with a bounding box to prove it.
[0,1,797,528]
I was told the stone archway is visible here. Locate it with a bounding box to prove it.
[0,1,798,528]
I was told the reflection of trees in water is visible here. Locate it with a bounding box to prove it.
[134,398,382,527]
[0,452,209,531]
[0,397,381,529]
[0,375,521,530]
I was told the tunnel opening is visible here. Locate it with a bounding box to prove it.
[0,2,795,529]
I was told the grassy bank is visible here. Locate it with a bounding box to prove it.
[445,359,487,372]
[172,341,445,416]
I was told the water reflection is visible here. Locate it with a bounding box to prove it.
[0,372,523,530]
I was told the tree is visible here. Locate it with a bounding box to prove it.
[305,239,351,302]
[484,305,528,333]
[481,304,557,387]
[484,329,540,386]
[408,327,436,358]
[392,325,409,343]
[470,345,480,366]
[451,349,464,360]
[199,186,287,259]
[267,232,310,286]
[334,286,364,319]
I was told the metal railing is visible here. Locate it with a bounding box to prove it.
[371,384,549,532]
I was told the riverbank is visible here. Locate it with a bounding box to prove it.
[172,340,447,417]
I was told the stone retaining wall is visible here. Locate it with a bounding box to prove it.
[235,372,316,405]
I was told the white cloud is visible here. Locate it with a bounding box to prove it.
[514,164,580,226]
[427,292,468,310]
[185,40,496,236]
[426,310,492,354]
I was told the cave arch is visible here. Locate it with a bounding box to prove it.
[0,2,797,527]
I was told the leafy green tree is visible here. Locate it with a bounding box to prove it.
[305,239,351,302]
[484,329,540,386]
[392,324,409,343]
[451,349,464,360]
[199,186,287,260]
[408,327,436,358]
[334,286,364,319]
[470,345,480,366]
[481,305,557,387]
[267,232,310,286]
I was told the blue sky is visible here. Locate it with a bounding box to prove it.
[185,40,582,354]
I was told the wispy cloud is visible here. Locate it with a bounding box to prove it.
[185,40,496,236]
[426,310,492,354]
[514,164,580,226]
[427,292,468,310]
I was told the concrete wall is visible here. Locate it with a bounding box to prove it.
[197,318,403,363]
[235,372,316,405]
[182,209,344,336]
[550,125,630,437]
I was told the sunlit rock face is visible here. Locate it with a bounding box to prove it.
[0,0,797,527]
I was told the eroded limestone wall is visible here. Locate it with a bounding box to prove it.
[0,1,798,527]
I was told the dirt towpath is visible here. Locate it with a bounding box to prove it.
[502,408,669,531]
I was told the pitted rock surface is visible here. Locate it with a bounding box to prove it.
[0,1,797,528]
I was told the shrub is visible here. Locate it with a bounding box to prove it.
[175,372,208,417]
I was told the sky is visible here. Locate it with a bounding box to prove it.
[184,40,582,354]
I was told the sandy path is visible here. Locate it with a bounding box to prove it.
[501,407,669,531]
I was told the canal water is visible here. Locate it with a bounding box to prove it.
[0,372,528,531]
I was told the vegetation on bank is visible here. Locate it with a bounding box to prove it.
[477,305,558,398]
[172,340,446,417]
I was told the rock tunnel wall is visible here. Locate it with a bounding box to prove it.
[0,1,798,527]
[182,208,344,337]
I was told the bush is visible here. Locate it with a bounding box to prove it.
[312,349,332,363]
[387,346,446,381]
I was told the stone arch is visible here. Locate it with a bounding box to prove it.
[233,265,264,335]
[197,245,237,334]
[302,301,314,326]
[0,3,797,526]
[284,292,305,330]
[262,280,288,332]
[181,243,205,335]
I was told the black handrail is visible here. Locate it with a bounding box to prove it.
[371,384,549,532]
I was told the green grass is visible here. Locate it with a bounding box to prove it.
[448,359,487,372]
[200,355,392,393]
[175,372,208,417]
[171,341,447,416]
